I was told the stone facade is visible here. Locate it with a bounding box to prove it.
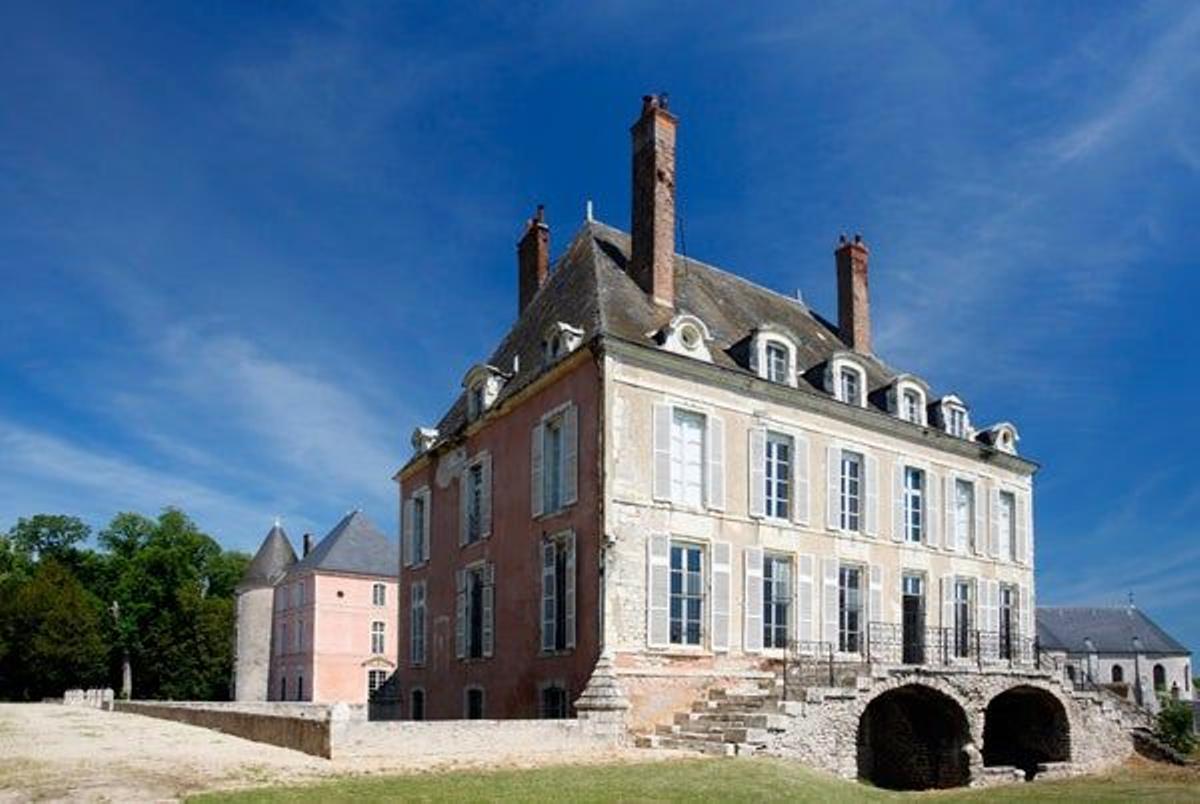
[234,585,275,701]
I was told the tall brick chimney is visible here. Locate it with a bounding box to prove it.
[517,205,550,316]
[302,532,313,557]
[835,234,872,354]
[630,94,677,308]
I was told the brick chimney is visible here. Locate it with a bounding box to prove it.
[835,234,872,354]
[302,532,313,557]
[630,94,677,308]
[517,205,550,316]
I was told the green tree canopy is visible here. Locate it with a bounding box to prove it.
[7,514,90,561]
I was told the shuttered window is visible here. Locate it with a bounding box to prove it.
[457,563,495,660]
[764,432,792,520]
[763,554,792,649]
[410,582,426,665]
[532,404,578,518]
[370,621,385,655]
[541,532,576,653]
[670,542,705,646]
[840,451,863,532]
[997,491,1016,561]
[653,403,724,511]
[838,565,863,653]
[954,479,976,553]
[903,466,924,543]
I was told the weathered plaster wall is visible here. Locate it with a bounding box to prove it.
[234,585,274,701]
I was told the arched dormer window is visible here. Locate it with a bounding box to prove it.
[411,427,439,456]
[979,422,1020,455]
[657,313,713,363]
[933,395,971,439]
[826,352,868,408]
[887,374,930,426]
[542,321,584,364]
[462,364,507,422]
[749,326,798,386]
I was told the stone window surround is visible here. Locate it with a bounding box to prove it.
[827,353,869,409]
[750,326,800,387]
[404,485,432,568]
[657,313,714,363]
[649,534,714,658]
[888,375,930,427]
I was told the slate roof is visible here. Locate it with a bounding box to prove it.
[239,523,297,589]
[287,510,398,579]
[426,219,955,450]
[1037,606,1190,656]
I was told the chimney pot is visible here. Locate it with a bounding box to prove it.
[630,94,678,308]
[517,205,551,316]
[302,532,313,557]
[835,234,872,354]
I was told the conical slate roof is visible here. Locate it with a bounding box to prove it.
[289,510,398,579]
[238,523,298,589]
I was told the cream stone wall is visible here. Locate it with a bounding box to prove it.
[602,354,1036,659]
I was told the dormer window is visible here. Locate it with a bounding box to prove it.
[839,368,862,407]
[749,326,798,386]
[887,375,930,426]
[934,395,971,439]
[827,353,868,408]
[948,407,967,438]
[462,364,507,422]
[766,343,788,383]
[980,422,1020,455]
[902,390,922,423]
[468,385,486,419]
[411,427,439,456]
[542,321,584,364]
[657,314,713,363]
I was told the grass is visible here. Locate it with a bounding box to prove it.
[191,757,1200,803]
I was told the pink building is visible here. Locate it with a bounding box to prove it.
[267,511,399,704]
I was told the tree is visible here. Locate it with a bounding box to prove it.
[7,515,90,561]
[1155,697,1197,755]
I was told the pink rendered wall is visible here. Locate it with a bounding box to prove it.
[268,574,314,701]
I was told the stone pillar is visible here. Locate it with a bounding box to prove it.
[574,652,630,744]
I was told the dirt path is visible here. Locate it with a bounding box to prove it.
[0,704,677,802]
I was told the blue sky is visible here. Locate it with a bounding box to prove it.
[1,3,1197,649]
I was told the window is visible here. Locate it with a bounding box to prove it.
[1153,664,1166,692]
[540,684,569,719]
[410,582,427,665]
[370,621,385,655]
[368,669,387,695]
[839,368,862,407]
[465,687,484,719]
[409,493,428,565]
[669,542,704,646]
[544,417,563,513]
[948,406,967,438]
[763,555,792,649]
[766,342,789,384]
[764,432,792,519]
[373,583,386,607]
[954,479,975,552]
[466,462,484,543]
[670,409,706,507]
[297,675,304,700]
[839,450,863,532]
[533,405,577,518]
[1112,665,1124,684]
[998,585,1015,660]
[954,580,972,658]
[541,533,576,652]
[838,566,863,653]
[279,677,287,700]
[410,689,425,720]
[461,565,492,659]
[903,467,924,544]
[998,491,1016,561]
[902,390,922,424]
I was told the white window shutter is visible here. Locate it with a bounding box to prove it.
[711,542,731,652]
[541,541,556,652]
[482,562,495,658]
[869,565,883,628]
[458,469,469,546]
[421,490,432,564]
[562,404,578,507]
[826,446,841,531]
[652,404,672,502]
[797,554,815,642]
[892,463,904,543]
[565,532,576,649]
[865,454,880,537]
[943,475,955,553]
[748,428,766,518]
[1016,492,1030,565]
[989,487,1001,559]
[1021,583,1033,640]
[402,499,414,567]
[743,547,763,653]
[793,433,810,525]
[926,471,940,549]
[822,558,839,647]
[990,581,1001,633]
[480,453,493,539]
[530,424,544,518]
[646,534,670,647]
[707,415,726,511]
[973,481,986,556]
[941,575,954,631]
[454,569,466,659]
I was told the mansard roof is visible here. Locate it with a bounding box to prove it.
[1037,606,1189,656]
[239,523,297,589]
[289,510,398,579]
[420,220,1026,468]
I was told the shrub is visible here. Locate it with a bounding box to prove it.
[1155,697,1196,755]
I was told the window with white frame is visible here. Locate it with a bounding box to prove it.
[998,490,1016,561]
[457,563,493,660]
[410,582,427,665]
[839,450,864,532]
[947,406,968,438]
[670,409,707,508]
[764,431,792,520]
[465,461,484,543]
[763,554,792,649]
[532,404,577,518]
[407,490,429,566]
[903,390,923,424]
[903,466,925,544]
[368,669,387,695]
[839,368,863,407]
[544,417,564,513]
[669,541,705,646]
[954,479,976,552]
[765,342,789,384]
[838,565,863,653]
[953,579,973,658]
[372,583,386,607]
[370,621,385,655]
[541,532,576,652]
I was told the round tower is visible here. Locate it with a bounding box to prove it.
[233,522,297,701]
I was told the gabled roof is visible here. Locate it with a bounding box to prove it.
[1036,606,1190,656]
[239,523,297,589]
[288,510,398,579]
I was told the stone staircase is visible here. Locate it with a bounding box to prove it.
[635,678,787,756]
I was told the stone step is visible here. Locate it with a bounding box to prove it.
[723,727,769,745]
[656,737,737,756]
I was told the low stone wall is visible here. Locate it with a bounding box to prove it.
[114,701,333,758]
[63,688,114,710]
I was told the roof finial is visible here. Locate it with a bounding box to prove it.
[274,516,281,528]
[585,199,594,223]
[1127,590,1135,608]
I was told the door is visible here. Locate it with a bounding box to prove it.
[902,574,925,664]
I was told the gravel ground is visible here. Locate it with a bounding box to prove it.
[0,704,675,802]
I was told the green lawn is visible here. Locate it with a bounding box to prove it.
[193,757,1200,803]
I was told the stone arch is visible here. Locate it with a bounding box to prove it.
[1111,664,1124,683]
[856,683,973,790]
[983,685,1071,780]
